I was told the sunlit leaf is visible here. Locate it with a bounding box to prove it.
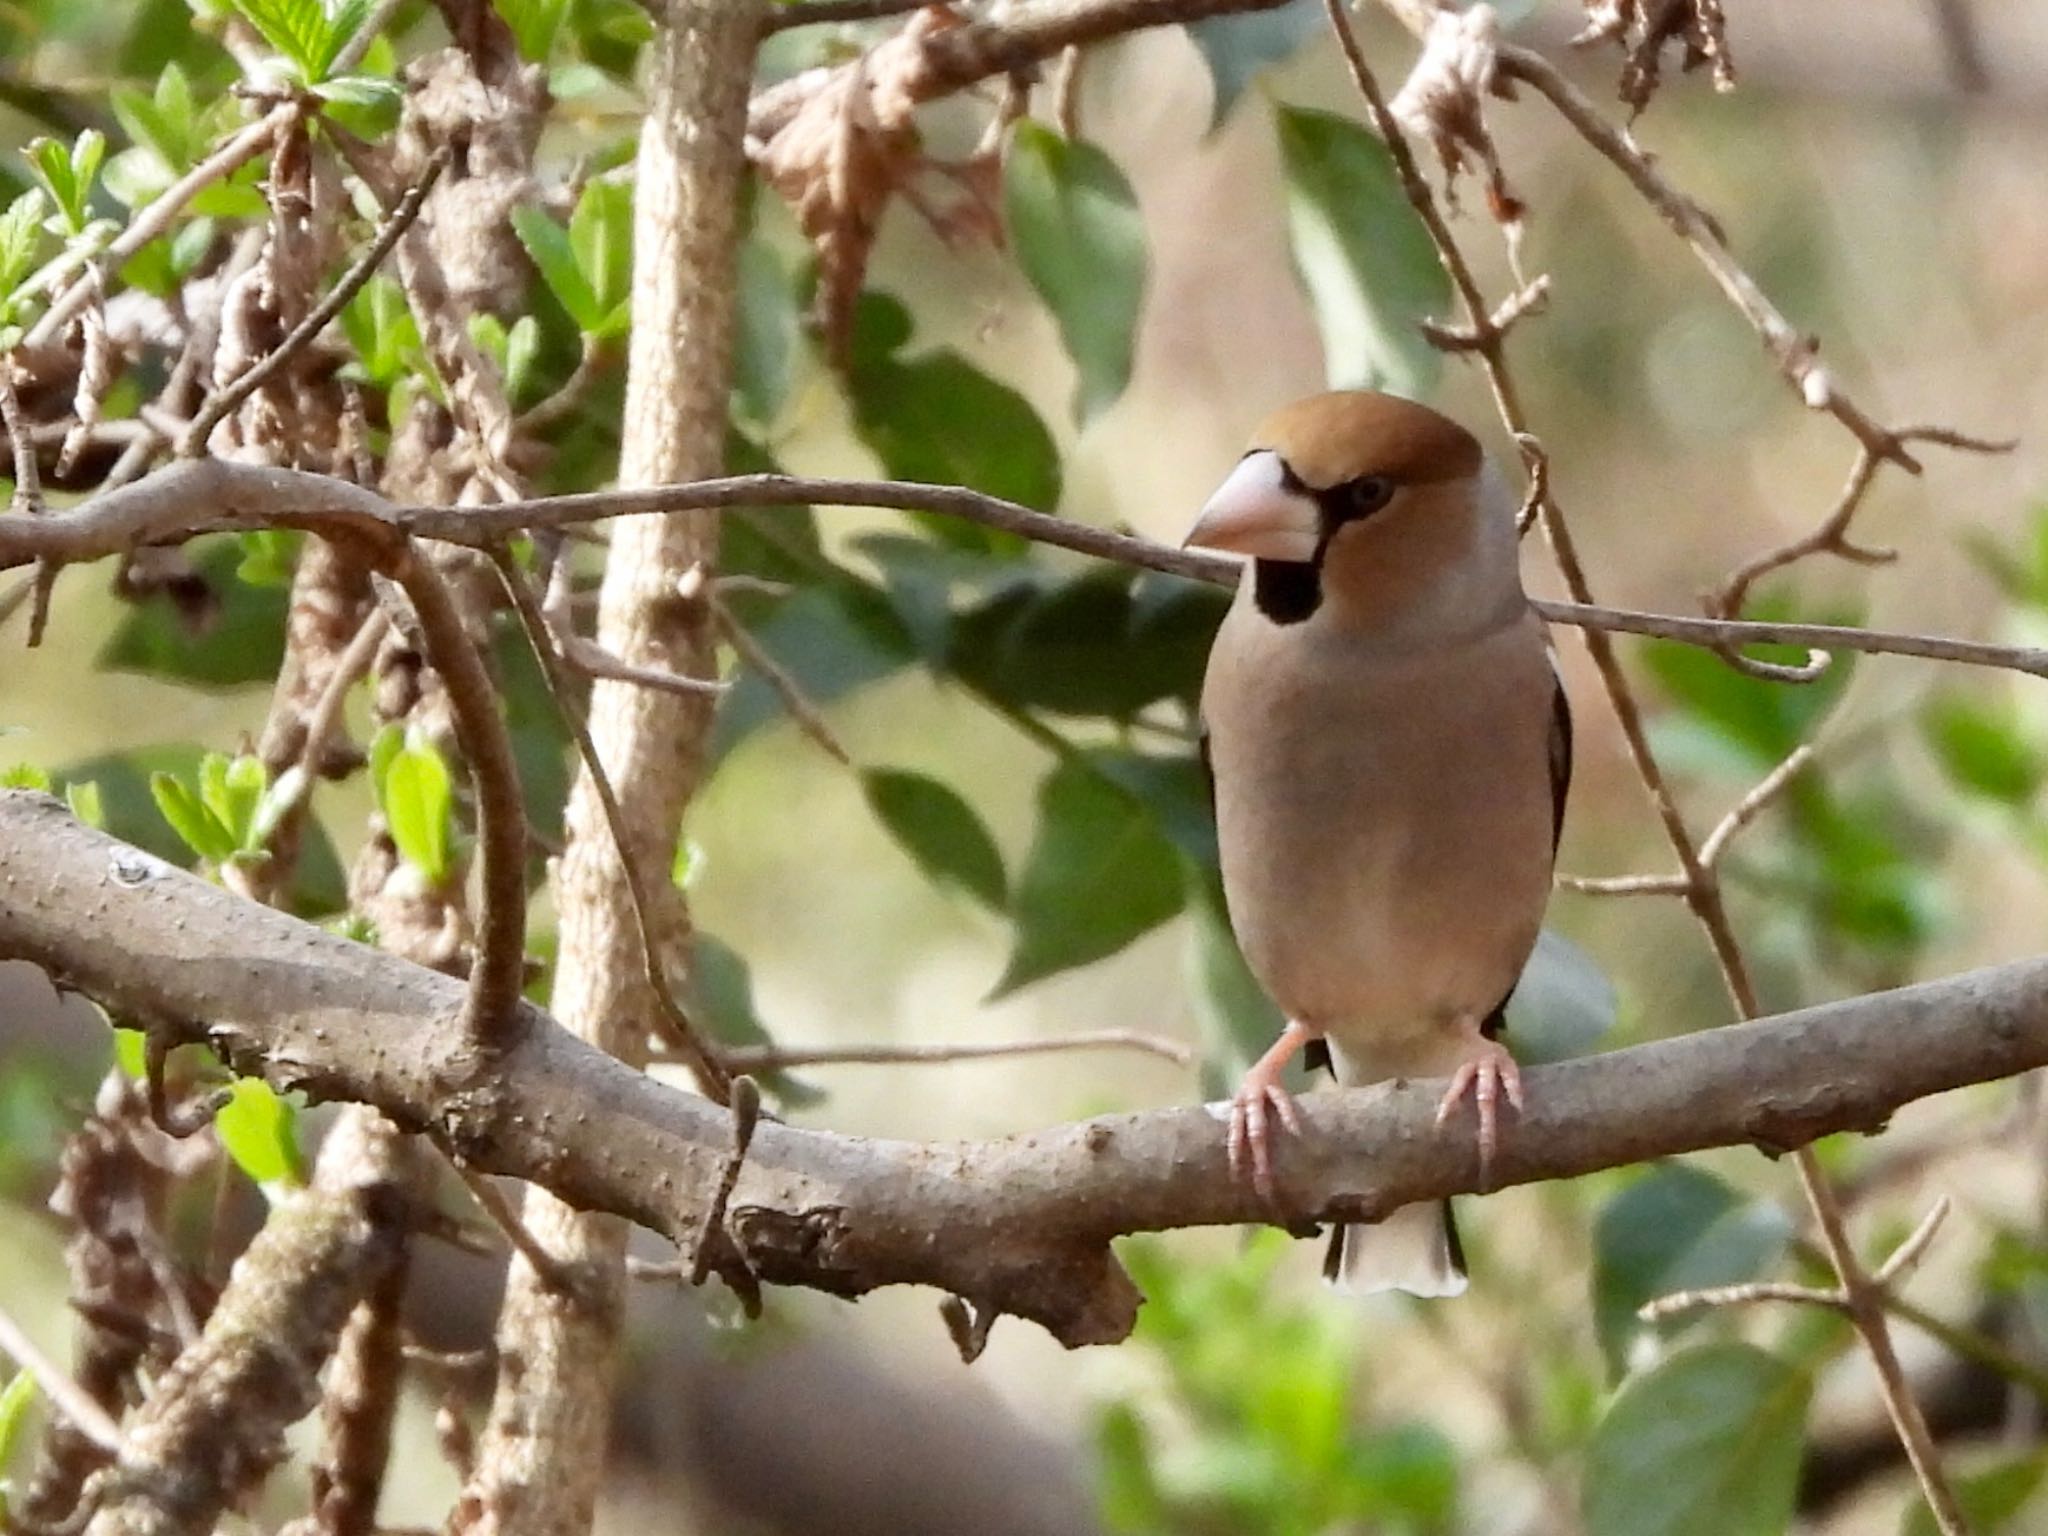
[383,742,455,884]
[1274,104,1448,395]
[64,780,104,829]
[993,758,1186,997]
[1004,122,1147,423]
[862,767,1007,910]
[513,203,604,334]
[569,178,633,336]
[0,1367,38,1493]
[1584,1343,1810,1536]
[113,1027,148,1078]
[215,1077,305,1192]
[150,770,238,864]
[495,0,573,61]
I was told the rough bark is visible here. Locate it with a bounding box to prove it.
[450,1,761,1532]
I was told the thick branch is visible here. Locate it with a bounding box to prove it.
[6,792,2047,1348]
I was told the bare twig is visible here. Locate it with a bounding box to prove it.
[1875,1196,1953,1288]
[1330,10,1972,1529]
[1,359,46,514]
[689,1075,761,1294]
[441,1152,579,1297]
[181,150,448,457]
[701,570,851,764]
[538,552,726,698]
[712,1028,1195,1071]
[27,104,296,351]
[1639,1278,1847,1322]
[1698,742,1816,869]
[489,545,733,1098]
[0,1301,125,1455]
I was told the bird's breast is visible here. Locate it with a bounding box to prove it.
[1203,594,1557,1057]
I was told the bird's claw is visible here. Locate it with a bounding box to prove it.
[1434,1037,1523,1187]
[1228,1074,1303,1201]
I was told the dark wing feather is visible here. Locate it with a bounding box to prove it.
[1547,653,1573,853]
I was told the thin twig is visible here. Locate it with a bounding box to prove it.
[488,545,732,1101]
[538,553,725,698]
[1335,9,1972,1529]
[441,1152,579,1297]
[181,149,448,457]
[1557,872,1689,897]
[1,358,46,513]
[26,104,295,351]
[700,570,850,765]
[0,1300,124,1455]
[689,1076,761,1295]
[1638,1278,1846,1322]
[1875,1196,1953,1287]
[1698,742,1815,868]
[710,1028,1195,1071]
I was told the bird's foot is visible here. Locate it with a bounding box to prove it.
[1227,1023,1313,1200]
[1434,1031,1523,1187]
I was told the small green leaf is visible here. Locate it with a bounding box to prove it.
[861,767,1007,910]
[27,132,102,234]
[503,315,542,405]
[150,771,238,864]
[1584,1343,1811,1536]
[1004,122,1147,423]
[993,758,1187,997]
[65,780,104,829]
[0,191,48,295]
[199,751,268,851]
[1902,1453,2048,1536]
[1924,696,2044,808]
[215,1077,305,1191]
[383,742,455,883]
[513,204,604,333]
[1274,104,1449,395]
[235,529,299,589]
[569,178,633,335]
[366,722,404,813]
[1,763,51,791]
[0,1367,39,1482]
[1592,1164,1793,1378]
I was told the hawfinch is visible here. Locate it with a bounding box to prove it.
[1187,391,1571,1297]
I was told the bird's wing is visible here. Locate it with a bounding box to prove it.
[1547,650,1573,854]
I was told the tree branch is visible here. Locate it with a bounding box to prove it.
[7,790,2048,1350]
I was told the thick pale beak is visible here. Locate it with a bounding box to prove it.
[1182,450,1320,562]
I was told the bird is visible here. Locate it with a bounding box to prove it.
[1184,390,1570,1297]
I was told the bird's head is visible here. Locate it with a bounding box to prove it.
[1182,391,1517,630]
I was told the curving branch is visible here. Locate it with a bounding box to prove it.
[6,790,2048,1349]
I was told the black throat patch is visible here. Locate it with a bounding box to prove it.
[1252,560,1322,625]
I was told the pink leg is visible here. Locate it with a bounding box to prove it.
[1228,1021,1313,1199]
[1434,1021,1523,1186]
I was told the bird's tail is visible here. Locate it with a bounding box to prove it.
[1324,1201,1467,1298]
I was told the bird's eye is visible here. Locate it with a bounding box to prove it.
[1343,475,1396,519]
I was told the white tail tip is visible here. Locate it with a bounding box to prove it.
[1325,1201,1467,1298]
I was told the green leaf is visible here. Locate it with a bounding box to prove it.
[849,295,1061,548]
[0,1366,39,1488]
[27,130,103,234]
[235,528,299,588]
[1185,871,1284,1096]
[993,758,1187,997]
[98,538,290,687]
[1505,929,1618,1065]
[200,751,269,851]
[503,315,542,405]
[690,934,824,1109]
[149,770,238,864]
[215,1077,305,1191]
[1584,1343,1811,1536]
[513,203,604,333]
[340,275,425,388]
[1004,122,1147,423]
[1,763,51,791]
[65,779,105,829]
[495,0,572,61]
[861,768,1007,909]
[366,722,404,815]
[569,178,633,336]
[383,742,455,884]
[1901,1453,2048,1536]
[1273,104,1449,395]
[1924,696,2044,808]
[1592,1164,1793,1378]
[1186,0,1322,129]
[733,234,800,428]
[0,191,47,295]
